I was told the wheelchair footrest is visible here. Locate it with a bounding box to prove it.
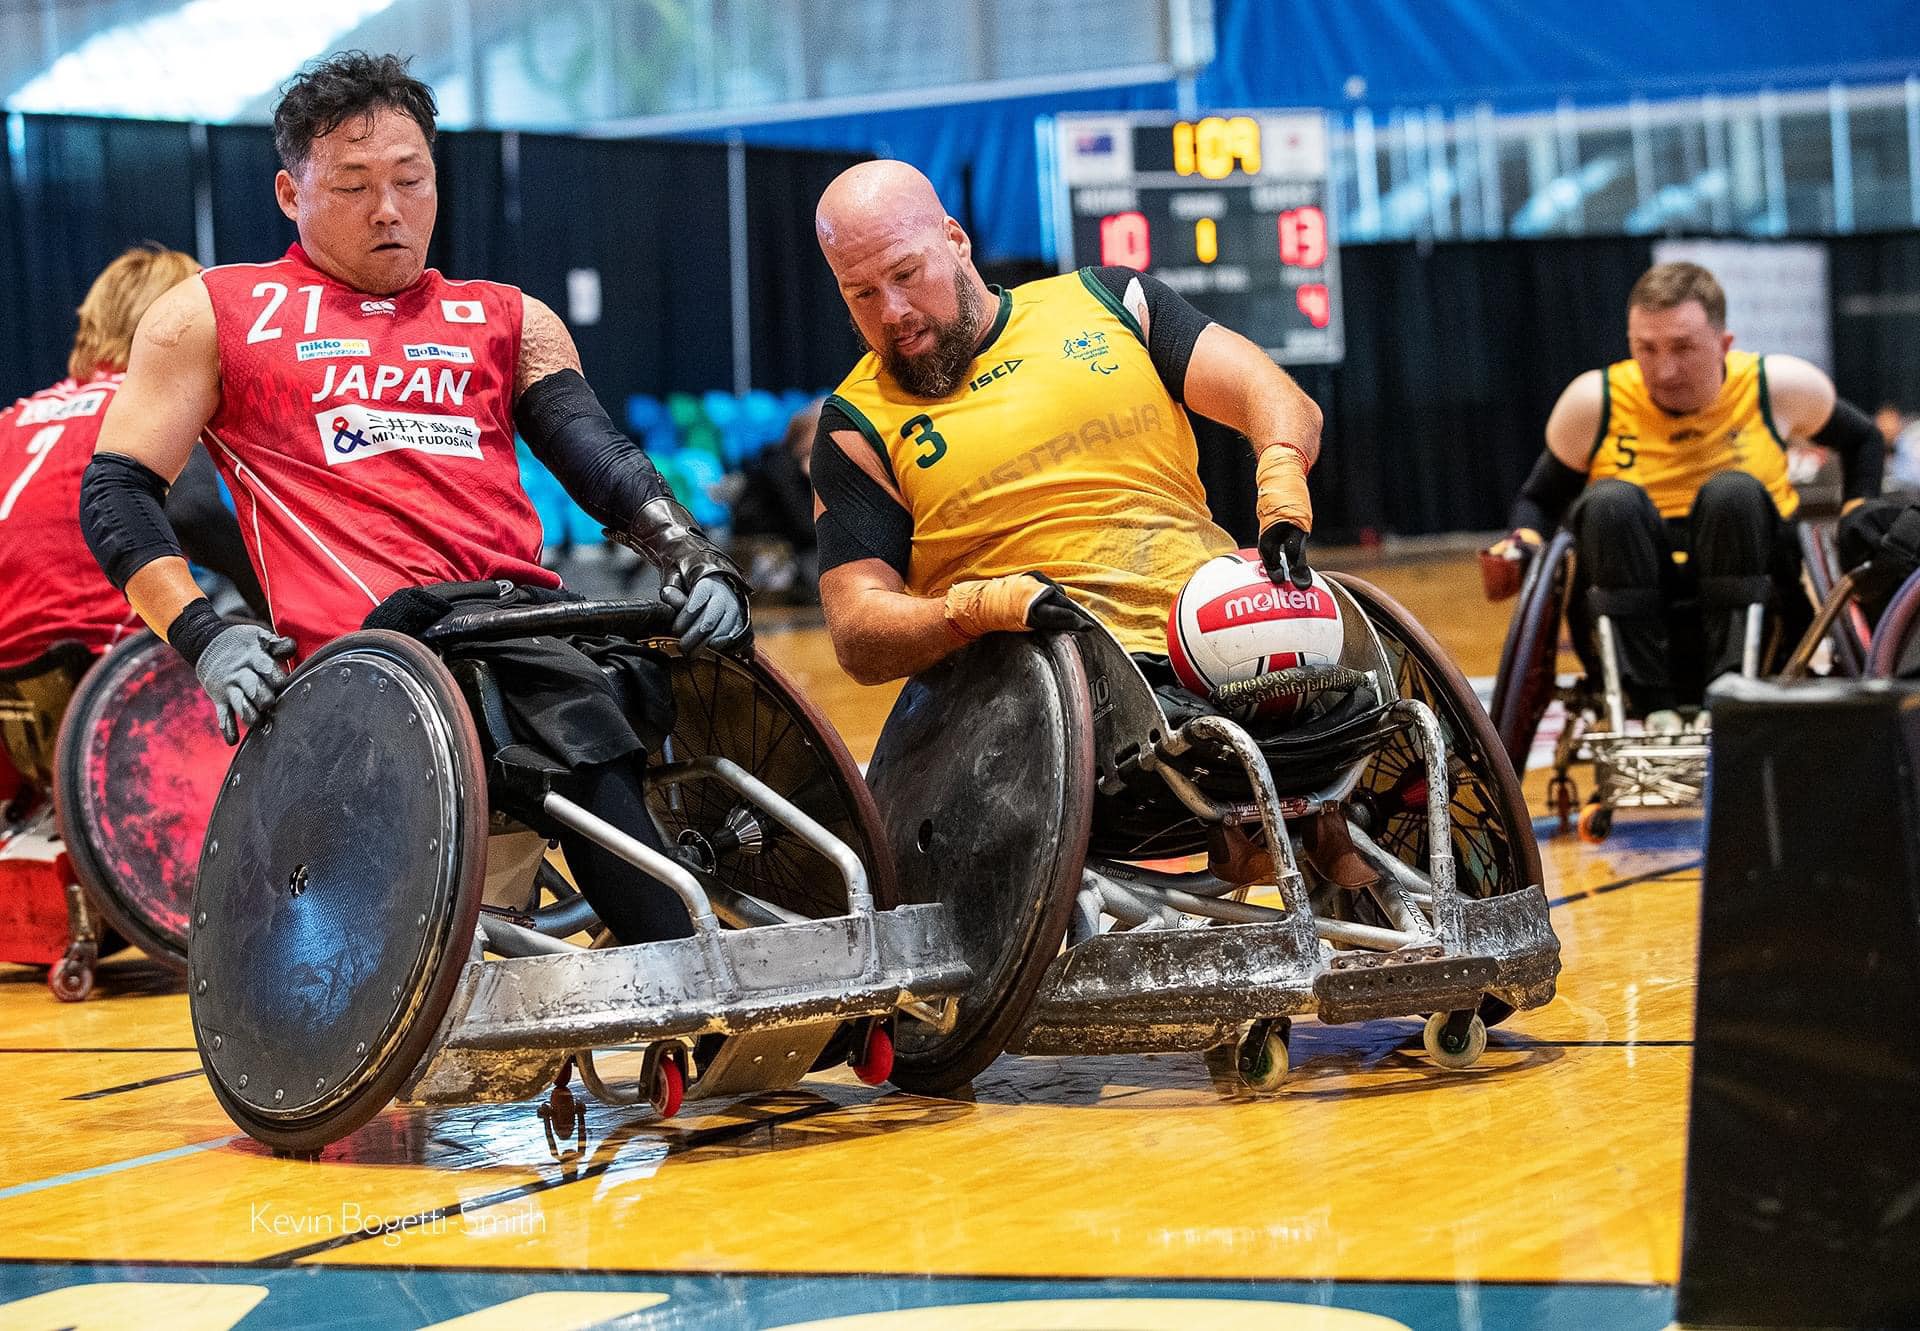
[1444,885,1562,1012]
[1313,948,1497,1024]
[1011,918,1322,1056]
[403,903,968,1104]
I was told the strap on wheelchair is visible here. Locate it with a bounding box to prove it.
[421,598,678,649]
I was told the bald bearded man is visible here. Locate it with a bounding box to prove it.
[808,161,1324,687]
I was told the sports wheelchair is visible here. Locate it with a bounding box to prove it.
[0,634,225,999]
[188,597,970,1153]
[1488,524,1866,841]
[867,572,1561,1094]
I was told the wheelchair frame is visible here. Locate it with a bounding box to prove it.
[1493,523,1862,841]
[191,608,972,1152]
[874,574,1560,1093]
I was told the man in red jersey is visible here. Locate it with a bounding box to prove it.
[0,243,259,675]
[79,53,747,943]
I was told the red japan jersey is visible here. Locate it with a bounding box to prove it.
[201,244,555,657]
[0,374,140,670]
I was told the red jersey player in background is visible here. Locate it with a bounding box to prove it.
[0,243,261,674]
[79,53,748,944]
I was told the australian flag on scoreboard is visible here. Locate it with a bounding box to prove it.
[1074,131,1114,156]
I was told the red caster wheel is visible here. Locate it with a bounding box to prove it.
[649,1051,684,1119]
[851,1021,895,1086]
[1576,801,1613,845]
[49,953,94,1003]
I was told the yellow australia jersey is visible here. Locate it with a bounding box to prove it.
[1588,349,1797,519]
[826,269,1236,654]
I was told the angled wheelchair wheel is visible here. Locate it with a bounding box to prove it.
[1487,530,1575,777]
[54,633,231,969]
[1795,521,1867,677]
[1868,566,1920,679]
[1330,574,1543,1025]
[190,631,487,1152]
[869,634,1093,1095]
[648,648,896,919]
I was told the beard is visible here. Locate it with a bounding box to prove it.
[854,272,985,399]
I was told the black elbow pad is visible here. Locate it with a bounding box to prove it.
[79,453,184,588]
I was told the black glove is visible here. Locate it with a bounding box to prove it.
[1025,572,1098,632]
[1257,521,1312,589]
[616,496,752,653]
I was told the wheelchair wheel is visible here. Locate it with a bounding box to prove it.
[1487,530,1576,776]
[1867,566,1920,678]
[1330,574,1544,1026]
[1796,521,1867,677]
[869,634,1093,1096]
[191,631,487,1152]
[647,648,897,919]
[54,633,231,969]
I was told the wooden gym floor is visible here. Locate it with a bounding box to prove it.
[0,549,1695,1330]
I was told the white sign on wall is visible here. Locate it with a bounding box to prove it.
[1652,239,1831,373]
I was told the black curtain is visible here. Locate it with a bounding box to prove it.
[0,123,28,404]
[1195,236,1655,545]
[509,133,733,407]
[12,115,197,390]
[206,124,295,264]
[1831,231,1920,414]
[744,144,866,392]
[434,130,508,281]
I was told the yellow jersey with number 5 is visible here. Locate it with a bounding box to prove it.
[1587,349,1797,519]
[826,269,1236,654]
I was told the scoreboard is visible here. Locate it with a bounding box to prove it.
[1047,111,1344,366]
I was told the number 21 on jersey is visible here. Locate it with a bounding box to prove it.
[247,282,325,343]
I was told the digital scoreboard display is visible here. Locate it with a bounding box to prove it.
[1048,111,1343,365]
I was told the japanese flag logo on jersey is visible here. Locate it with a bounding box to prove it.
[1167,551,1343,721]
[317,404,482,467]
[441,299,485,324]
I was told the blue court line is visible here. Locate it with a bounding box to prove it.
[0,1135,235,1204]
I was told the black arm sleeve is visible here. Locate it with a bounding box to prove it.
[1509,450,1588,535]
[1087,266,1213,403]
[1811,396,1883,502]
[812,403,913,579]
[79,452,184,589]
[513,369,668,532]
[166,445,268,619]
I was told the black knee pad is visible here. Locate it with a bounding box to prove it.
[1693,469,1772,515]
[1576,478,1660,528]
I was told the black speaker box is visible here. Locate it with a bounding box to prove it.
[1679,677,1920,1328]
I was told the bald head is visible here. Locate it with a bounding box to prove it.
[816,160,996,399]
[815,160,948,263]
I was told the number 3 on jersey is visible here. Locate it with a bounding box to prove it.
[903,414,947,470]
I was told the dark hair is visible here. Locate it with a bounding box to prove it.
[273,51,437,176]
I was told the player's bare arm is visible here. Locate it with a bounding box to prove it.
[511,292,750,651]
[88,277,222,640]
[812,426,1091,686]
[515,294,584,392]
[1181,322,1324,466]
[1181,321,1324,586]
[1542,369,1606,473]
[1765,353,1882,506]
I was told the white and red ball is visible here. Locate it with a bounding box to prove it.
[1167,550,1345,720]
